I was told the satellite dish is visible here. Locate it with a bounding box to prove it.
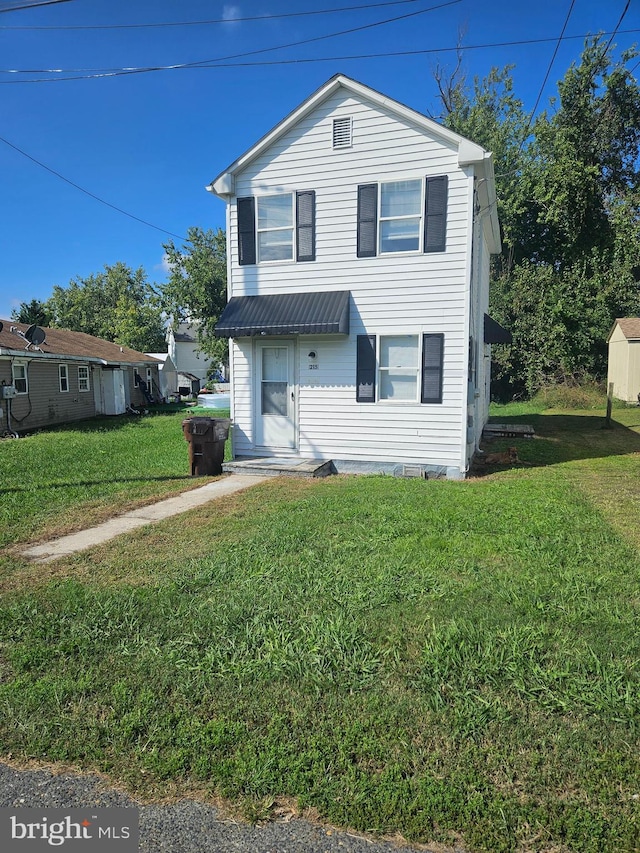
[25,324,46,346]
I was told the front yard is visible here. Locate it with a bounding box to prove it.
[0,402,639,852]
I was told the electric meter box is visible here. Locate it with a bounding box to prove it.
[1,385,17,399]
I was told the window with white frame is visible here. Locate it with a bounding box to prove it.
[379,335,419,400]
[257,194,294,262]
[379,181,423,254]
[356,333,444,404]
[12,361,28,394]
[357,175,448,258]
[238,191,316,265]
[78,365,90,392]
[59,364,69,392]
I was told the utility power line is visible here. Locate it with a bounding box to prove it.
[1,0,423,29]
[0,134,186,240]
[2,27,639,83]
[0,0,462,82]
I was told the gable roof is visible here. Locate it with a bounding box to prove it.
[206,73,500,254]
[0,320,161,366]
[608,318,640,342]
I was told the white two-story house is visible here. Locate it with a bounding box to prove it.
[207,74,504,479]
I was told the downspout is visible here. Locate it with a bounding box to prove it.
[460,170,477,477]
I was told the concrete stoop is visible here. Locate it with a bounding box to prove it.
[223,457,336,478]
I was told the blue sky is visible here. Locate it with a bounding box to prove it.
[0,0,638,323]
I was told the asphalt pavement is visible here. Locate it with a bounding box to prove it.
[0,762,444,853]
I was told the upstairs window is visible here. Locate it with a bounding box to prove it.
[238,191,316,265]
[357,175,448,257]
[379,181,422,254]
[258,194,294,262]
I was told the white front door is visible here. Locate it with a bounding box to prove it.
[255,341,296,450]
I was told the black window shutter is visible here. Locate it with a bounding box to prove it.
[237,197,256,266]
[424,175,448,253]
[421,334,444,403]
[357,184,378,258]
[296,190,316,262]
[356,335,376,402]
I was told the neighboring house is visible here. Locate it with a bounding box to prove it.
[146,352,179,400]
[166,321,210,395]
[607,318,640,403]
[207,74,504,479]
[0,321,161,434]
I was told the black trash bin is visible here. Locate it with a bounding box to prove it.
[182,417,231,476]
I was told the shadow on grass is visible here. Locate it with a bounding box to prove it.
[475,412,640,474]
[0,475,196,495]
[35,407,199,436]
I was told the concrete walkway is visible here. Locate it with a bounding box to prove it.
[22,475,268,564]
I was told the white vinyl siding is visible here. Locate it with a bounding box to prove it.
[225,88,483,473]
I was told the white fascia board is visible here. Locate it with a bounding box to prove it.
[0,349,158,367]
[474,152,501,255]
[206,74,492,198]
[0,348,99,362]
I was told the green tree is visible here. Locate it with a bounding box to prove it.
[10,299,53,326]
[46,262,166,352]
[159,227,228,365]
[437,37,640,395]
[438,65,532,275]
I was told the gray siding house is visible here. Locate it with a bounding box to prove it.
[0,321,161,434]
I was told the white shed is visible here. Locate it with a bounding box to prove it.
[607,318,640,403]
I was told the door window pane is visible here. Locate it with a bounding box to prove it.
[262,382,288,415]
[261,347,288,415]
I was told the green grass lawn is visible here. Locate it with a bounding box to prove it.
[1,400,640,851]
[0,406,231,549]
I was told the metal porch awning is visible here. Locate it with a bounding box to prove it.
[484,313,512,344]
[215,290,350,337]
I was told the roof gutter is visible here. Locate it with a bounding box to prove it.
[0,348,159,367]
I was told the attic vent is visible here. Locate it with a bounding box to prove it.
[332,116,352,149]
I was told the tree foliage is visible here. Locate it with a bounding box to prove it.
[160,226,228,365]
[437,37,640,395]
[45,262,166,352]
[10,299,53,327]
